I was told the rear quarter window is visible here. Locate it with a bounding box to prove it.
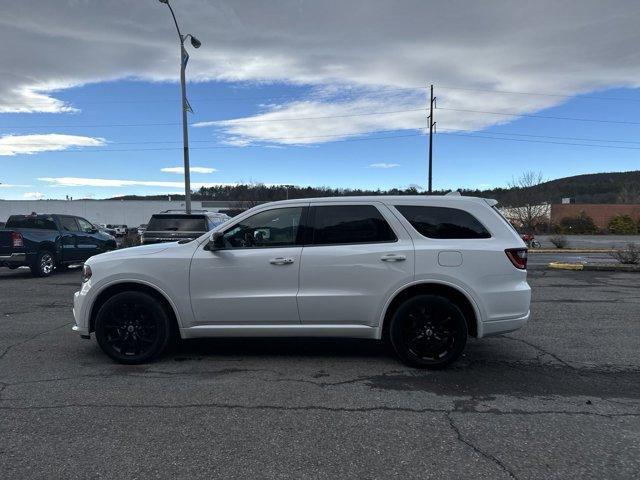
[396,205,491,239]
[6,216,57,230]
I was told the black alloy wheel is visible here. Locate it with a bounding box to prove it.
[95,291,170,364]
[390,294,468,369]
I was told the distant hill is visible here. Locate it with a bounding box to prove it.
[106,170,640,206]
[463,170,640,206]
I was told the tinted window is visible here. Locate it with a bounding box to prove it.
[147,215,207,232]
[60,217,79,232]
[6,216,57,230]
[222,207,302,248]
[77,218,95,233]
[396,205,491,239]
[312,205,397,245]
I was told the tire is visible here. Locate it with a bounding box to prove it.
[30,251,56,277]
[94,291,171,364]
[389,294,468,369]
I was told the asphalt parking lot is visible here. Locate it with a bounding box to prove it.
[1,267,638,479]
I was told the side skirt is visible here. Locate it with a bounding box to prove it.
[180,324,380,340]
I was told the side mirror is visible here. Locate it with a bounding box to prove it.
[207,231,224,251]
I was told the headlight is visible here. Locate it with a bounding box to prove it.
[81,264,92,283]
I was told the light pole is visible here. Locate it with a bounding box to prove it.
[158,0,201,214]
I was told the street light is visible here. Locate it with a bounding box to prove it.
[158,0,201,214]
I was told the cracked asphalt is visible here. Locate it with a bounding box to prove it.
[1,267,639,479]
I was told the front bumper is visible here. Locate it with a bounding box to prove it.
[0,252,27,266]
[72,291,91,339]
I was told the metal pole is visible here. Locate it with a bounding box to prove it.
[180,42,192,214]
[428,84,434,194]
[164,1,192,214]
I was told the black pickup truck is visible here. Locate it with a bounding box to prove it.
[0,214,117,277]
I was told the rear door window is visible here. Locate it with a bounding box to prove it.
[60,216,80,232]
[311,204,397,245]
[147,215,207,232]
[396,205,491,239]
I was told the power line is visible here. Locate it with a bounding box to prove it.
[440,131,640,150]
[6,127,640,148]
[0,107,425,129]
[0,127,424,146]
[437,84,640,102]
[467,130,640,145]
[1,132,424,153]
[436,106,640,126]
[2,86,430,106]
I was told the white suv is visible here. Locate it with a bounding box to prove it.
[73,196,531,368]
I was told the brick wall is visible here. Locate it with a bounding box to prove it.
[550,204,640,229]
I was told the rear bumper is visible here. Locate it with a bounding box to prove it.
[0,252,27,266]
[480,311,530,337]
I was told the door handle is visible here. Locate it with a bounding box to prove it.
[380,254,406,262]
[269,257,295,265]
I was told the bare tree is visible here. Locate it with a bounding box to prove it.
[505,171,549,233]
[617,183,640,204]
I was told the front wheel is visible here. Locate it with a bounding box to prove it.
[389,295,468,369]
[30,251,55,277]
[94,291,170,364]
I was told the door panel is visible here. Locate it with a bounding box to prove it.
[189,206,306,325]
[58,216,82,262]
[190,246,303,325]
[298,203,414,326]
[76,218,101,260]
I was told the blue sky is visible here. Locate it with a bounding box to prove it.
[1,1,639,200]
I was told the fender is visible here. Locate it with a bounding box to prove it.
[377,278,485,338]
[86,277,185,331]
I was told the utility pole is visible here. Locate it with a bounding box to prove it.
[158,0,201,214]
[428,84,436,194]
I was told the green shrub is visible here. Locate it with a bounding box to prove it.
[608,214,638,234]
[559,212,598,234]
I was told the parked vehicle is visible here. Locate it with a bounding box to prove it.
[1,213,117,277]
[97,224,118,237]
[141,210,230,245]
[520,233,541,248]
[106,224,128,237]
[73,196,531,368]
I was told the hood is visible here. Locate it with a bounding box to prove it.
[89,242,173,262]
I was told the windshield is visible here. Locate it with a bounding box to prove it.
[147,215,207,232]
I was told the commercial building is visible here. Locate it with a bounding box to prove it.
[550,203,640,229]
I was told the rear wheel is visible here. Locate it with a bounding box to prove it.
[94,291,170,364]
[390,294,468,369]
[30,251,55,277]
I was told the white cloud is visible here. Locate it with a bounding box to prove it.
[161,166,218,174]
[0,1,639,139]
[23,191,44,200]
[0,134,105,156]
[0,183,32,188]
[37,177,238,189]
[369,163,400,169]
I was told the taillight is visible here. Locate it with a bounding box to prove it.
[11,232,23,248]
[505,248,528,269]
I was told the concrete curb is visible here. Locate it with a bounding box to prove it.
[548,262,640,272]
